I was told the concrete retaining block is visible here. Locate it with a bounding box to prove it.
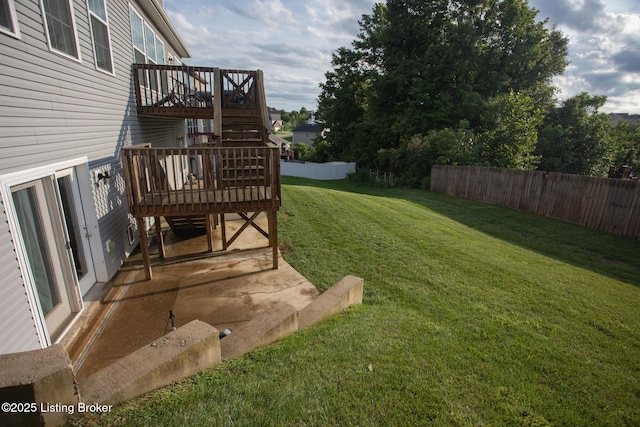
[221,302,299,360]
[298,275,364,329]
[0,344,78,427]
[78,320,220,406]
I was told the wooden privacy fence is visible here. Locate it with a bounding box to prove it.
[430,166,640,240]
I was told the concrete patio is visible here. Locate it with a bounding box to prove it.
[68,214,321,380]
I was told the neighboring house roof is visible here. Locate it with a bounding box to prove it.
[137,0,191,58]
[269,134,290,147]
[268,107,282,124]
[610,113,640,125]
[292,123,320,133]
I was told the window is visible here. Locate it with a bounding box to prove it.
[144,23,156,62]
[0,0,19,37]
[130,6,166,91]
[41,0,80,60]
[130,8,145,62]
[129,6,165,64]
[156,39,165,65]
[187,119,199,135]
[87,0,113,73]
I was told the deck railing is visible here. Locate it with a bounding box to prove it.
[133,64,217,118]
[121,146,281,218]
[133,65,268,121]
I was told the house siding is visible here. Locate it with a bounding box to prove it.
[0,0,187,353]
[292,131,318,147]
[0,205,42,353]
[292,124,320,147]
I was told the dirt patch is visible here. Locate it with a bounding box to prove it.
[279,242,292,254]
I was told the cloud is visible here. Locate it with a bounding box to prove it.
[532,0,608,31]
[611,49,640,73]
[529,0,640,112]
[305,0,373,37]
[220,0,295,26]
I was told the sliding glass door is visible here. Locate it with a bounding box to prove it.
[12,180,73,338]
[10,167,95,341]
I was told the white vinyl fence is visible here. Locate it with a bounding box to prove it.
[280,161,356,180]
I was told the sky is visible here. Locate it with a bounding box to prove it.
[163,0,640,114]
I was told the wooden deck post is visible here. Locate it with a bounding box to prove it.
[268,210,278,269]
[206,214,214,252]
[137,217,152,280]
[220,214,228,250]
[155,217,165,259]
[213,68,222,146]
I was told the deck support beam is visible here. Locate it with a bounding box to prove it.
[220,214,228,250]
[213,68,222,146]
[155,217,165,259]
[137,218,152,280]
[206,214,215,252]
[225,211,262,248]
[269,210,278,270]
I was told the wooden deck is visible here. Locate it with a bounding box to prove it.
[121,146,281,279]
[128,65,276,279]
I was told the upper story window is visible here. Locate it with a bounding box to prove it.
[129,6,165,65]
[87,0,113,74]
[41,0,81,61]
[0,0,20,38]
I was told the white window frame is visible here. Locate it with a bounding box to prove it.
[129,5,166,65]
[0,0,20,38]
[86,0,114,75]
[129,4,168,94]
[40,0,82,62]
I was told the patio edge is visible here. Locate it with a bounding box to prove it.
[78,320,220,406]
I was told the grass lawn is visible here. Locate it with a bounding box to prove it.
[73,177,640,426]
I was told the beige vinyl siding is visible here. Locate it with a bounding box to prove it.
[0,0,187,352]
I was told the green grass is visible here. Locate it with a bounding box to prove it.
[72,177,640,426]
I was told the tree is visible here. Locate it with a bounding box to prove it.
[611,120,640,175]
[477,91,542,170]
[371,124,478,188]
[291,142,309,161]
[317,47,372,163]
[537,93,613,176]
[316,0,569,169]
[281,108,311,131]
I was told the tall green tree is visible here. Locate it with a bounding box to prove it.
[477,91,542,170]
[537,92,613,176]
[316,0,568,168]
[317,47,371,162]
[611,120,640,175]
